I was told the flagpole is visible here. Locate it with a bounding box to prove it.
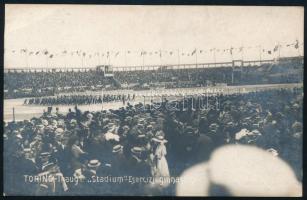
[108,52,111,66]
[278,42,281,59]
[159,50,162,67]
[177,49,180,66]
[213,48,216,67]
[195,49,198,68]
[258,45,262,65]
[231,48,234,84]
[46,55,49,68]
[13,107,15,122]
[297,40,301,56]
[125,51,127,66]
[142,50,145,67]
[26,53,29,68]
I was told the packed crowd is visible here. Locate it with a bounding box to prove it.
[4,88,303,195]
[4,70,116,99]
[24,94,136,106]
[4,57,303,99]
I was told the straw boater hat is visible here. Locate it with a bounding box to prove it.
[88,159,101,168]
[23,148,32,153]
[112,144,123,153]
[70,119,77,124]
[152,135,168,143]
[55,128,64,134]
[131,147,143,154]
[137,134,146,139]
[39,152,51,158]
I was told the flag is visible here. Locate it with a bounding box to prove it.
[294,40,299,49]
[230,47,234,55]
[191,49,196,56]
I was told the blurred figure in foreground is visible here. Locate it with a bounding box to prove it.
[176,144,302,197]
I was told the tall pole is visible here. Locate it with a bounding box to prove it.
[258,45,262,65]
[159,49,162,66]
[26,53,29,68]
[46,56,49,68]
[278,42,281,59]
[142,50,145,67]
[13,107,15,122]
[195,49,198,68]
[177,49,180,66]
[125,51,127,66]
[213,48,216,67]
[231,49,234,84]
[101,88,104,110]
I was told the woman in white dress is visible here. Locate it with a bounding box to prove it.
[152,135,170,187]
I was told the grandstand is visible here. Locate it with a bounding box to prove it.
[4,56,303,99]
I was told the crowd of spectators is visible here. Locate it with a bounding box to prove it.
[4,58,303,99]
[4,88,303,195]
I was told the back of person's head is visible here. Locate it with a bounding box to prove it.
[176,144,302,197]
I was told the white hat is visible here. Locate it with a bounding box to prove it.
[55,128,64,134]
[152,135,167,143]
[42,120,49,126]
[88,159,101,168]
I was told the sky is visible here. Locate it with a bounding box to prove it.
[4,5,304,69]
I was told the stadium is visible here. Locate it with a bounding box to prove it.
[4,5,303,196]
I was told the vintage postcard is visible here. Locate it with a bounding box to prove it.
[3,4,303,196]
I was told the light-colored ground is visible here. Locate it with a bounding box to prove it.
[4,83,302,122]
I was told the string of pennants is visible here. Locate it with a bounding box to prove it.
[8,40,302,59]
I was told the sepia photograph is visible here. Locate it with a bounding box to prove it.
[3,4,304,196]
